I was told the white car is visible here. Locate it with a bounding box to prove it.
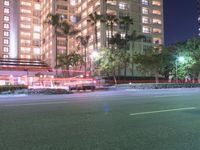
[68,77,96,91]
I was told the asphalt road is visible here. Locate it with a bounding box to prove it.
[1,88,200,150]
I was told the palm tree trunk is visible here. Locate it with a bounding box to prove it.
[85,47,87,76]
[55,26,58,77]
[95,25,98,49]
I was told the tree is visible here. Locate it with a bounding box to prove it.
[87,12,101,49]
[44,13,63,67]
[60,21,79,54]
[57,52,84,77]
[127,30,146,77]
[119,16,133,46]
[76,35,90,75]
[98,48,131,85]
[101,13,118,47]
[134,46,173,83]
[168,36,200,81]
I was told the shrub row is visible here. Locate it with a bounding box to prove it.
[28,89,72,95]
[129,83,200,89]
[0,85,27,93]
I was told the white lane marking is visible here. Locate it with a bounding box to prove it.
[130,107,196,116]
[154,95,181,98]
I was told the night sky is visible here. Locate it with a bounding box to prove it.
[164,0,198,45]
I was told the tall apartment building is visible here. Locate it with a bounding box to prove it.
[41,0,76,67]
[19,0,41,60]
[0,0,41,60]
[0,0,18,59]
[75,0,164,76]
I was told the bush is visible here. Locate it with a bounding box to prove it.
[129,83,200,89]
[28,88,72,95]
[0,85,27,93]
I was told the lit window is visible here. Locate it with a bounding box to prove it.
[153,18,162,24]
[143,26,151,33]
[3,39,9,45]
[21,24,31,29]
[142,0,149,5]
[3,23,9,29]
[3,54,9,58]
[33,48,41,54]
[152,1,161,6]
[20,9,31,14]
[152,10,161,15]
[4,0,10,6]
[153,28,161,33]
[33,33,40,39]
[3,47,9,52]
[21,16,31,21]
[21,32,31,37]
[4,8,10,14]
[34,4,41,10]
[142,7,149,14]
[21,47,31,52]
[21,1,31,6]
[3,31,9,37]
[142,17,150,24]
[119,2,128,10]
[33,25,41,32]
[4,16,9,22]
[153,38,162,44]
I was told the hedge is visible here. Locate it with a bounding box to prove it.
[0,85,28,93]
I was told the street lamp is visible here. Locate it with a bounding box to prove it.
[90,51,100,76]
[175,56,185,82]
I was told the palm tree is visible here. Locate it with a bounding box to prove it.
[101,13,118,47]
[44,13,63,67]
[127,30,146,77]
[60,21,80,54]
[57,52,84,77]
[119,16,133,47]
[87,12,101,49]
[76,35,90,76]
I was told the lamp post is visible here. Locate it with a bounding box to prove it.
[175,56,185,82]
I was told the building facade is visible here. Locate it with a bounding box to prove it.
[0,0,164,76]
[75,0,164,76]
[0,0,18,59]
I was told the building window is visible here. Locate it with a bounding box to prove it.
[4,16,9,22]
[142,0,149,6]
[3,31,9,37]
[4,23,9,29]
[152,1,161,6]
[3,39,9,45]
[119,2,129,10]
[4,0,10,6]
[152,10,161,15]
[142,7,149,14]
[3,47,9,52]
[142,17,150,24]
[143,26,151,33]
[3,54,9,58]
[4,8,10,14]
[153,18,162,24]
[153,28,162,33]
[153,38,162,44]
